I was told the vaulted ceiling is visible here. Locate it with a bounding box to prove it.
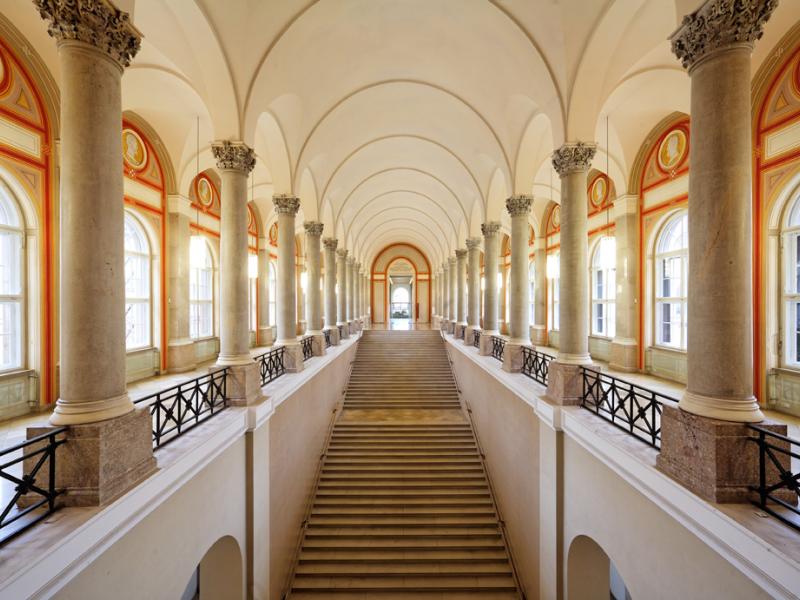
[6,0,800,268]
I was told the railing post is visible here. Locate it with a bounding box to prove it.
[757,429,767,509]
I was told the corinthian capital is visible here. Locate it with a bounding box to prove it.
[213,141,255,174]
[336,248,348,259]
[552,142,596,177]
[506,195,533,217]
[272,194,300,215]
[304,221,324,236]
[466,237,481,250]
[455,249,468,260]
[671,0,777,71]
[322,237,338,251]
[34,0,142,68]
[480,221,501,238]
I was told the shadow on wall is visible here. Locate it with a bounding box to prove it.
[181,535,244,600]
[567,535,631,600]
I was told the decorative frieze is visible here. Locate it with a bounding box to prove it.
[213,141,255,174]
[34,0,142,68]
[671,0,777,71]
[480,221,501,238]
[272,193,300,215]
[552,142,596,177]
[304,221,324,236]
[505,195,533,217]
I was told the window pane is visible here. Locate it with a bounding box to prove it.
[125,301,150,349]
[0,300,21,370]
[0,230,22,296]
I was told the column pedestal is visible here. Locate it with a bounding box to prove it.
[280,343,305,373]
[501,342,529,373]
[464,326,481,346]
[324,326,340,346]
[478,331,497,356]
[167,339,196,374]
[310,332,326,356]
[610,338,638,373]
[221,362,263,407]
[543,362,585,405]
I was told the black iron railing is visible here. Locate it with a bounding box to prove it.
[0,427,66,546]
[521,347,552,386]
[459,326,465,341]
[491,336,505,361]
[748,425,800,531]
[257,346,286,386]
[337,324,344,338]
[580,368,675,449]
[301,336,314,361]
[323,329,332,348]
[134,369,229,449]
[473,330,481,349]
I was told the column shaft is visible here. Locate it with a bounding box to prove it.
[449,257,457,323]
[166,199,195,372]
[610,196,639,371]
[304,223,324,333]
[257,241,274,346]
[337,250,349,335]
[482,223,501,334]
[323,238,338,337]
[467,240,480,327]
[274,196,299,346]
[532,240,547,345]
[507,196,533,345]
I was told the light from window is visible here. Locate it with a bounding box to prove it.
[268,261,277,326]
[591,236,616,337]
[250,276,257,333]
[783,199,800,366]
[0,190,22,371]
[655,212,688,349]
[124,213,151,350]
[190,236,213,339]
[529,261,536,323]
[548,253,560,331]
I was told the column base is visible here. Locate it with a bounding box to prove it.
[167,338,196,373]
[610,337,638,372]
[454,322,467,340]
[502,342,529,373]
[324,326,340,346]
[279,343,305,373]
[656,405,791,503]
[530,324,547,346]
[544,362,588,406]
[678,389,764,423]
[49,392,135,426]
[478,330,497,356]
[465,326,481,346]
[25,407,156,507]
[309,332,326,357]
[258,326,275,346]
[445,320,455,334]
[217,362,264,407]
[338,322,350,339]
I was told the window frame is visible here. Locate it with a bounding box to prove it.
[781,198,800,368]
[590,236,616,339]
[653,211,688,351]
[529,260,536,325]
[0,189,25,373]
[190,236,215,340]
[123,211,152,352]
[548,252,560,332]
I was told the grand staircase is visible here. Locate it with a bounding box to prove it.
[286,329,522,598]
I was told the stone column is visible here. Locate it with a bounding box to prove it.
[273,194,304,371]
[454,249,468,338]
[439,268,445,324]
[346,256,356,331]
[657,0,784,503]
[465,238,482,345]
[441,262,450,332]
[166,195,195,372]
[503,195,534,372]
[545,143,596,403]
[337,249,349,338]
[609,195,638,371]
[257,238,274,346]
[37,0,155,504]
[531,239,548,346]
[355,262,362,329]
[447,257,457,333]
[304,221,325,356]
[479,222,501,356]
[322,238,340,345]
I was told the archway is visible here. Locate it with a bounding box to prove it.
[370,243,432,325]
[388,258,415,329]
[567,535,631,600]
[180,535,244,600]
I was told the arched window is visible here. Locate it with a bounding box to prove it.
[655,212,688,349]
[124,213,151,350]
[0,190,24,371]
[591,236,616,338]
[504,266,510,324]
[268,261,277,326]
[783,197,800,366]
[548,252,560,331]
[529,260,536,323]
[190,236,214,339]
[392,287,410,304]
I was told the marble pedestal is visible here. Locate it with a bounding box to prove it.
[445,320,455,334]
[544,362,587,405]
[167,339,196,374]
[324,326,340,346]
[454,322,467,340]
[310,333,326,357]
[478,332,497,357]
[657,405,791,503]
[464,326,480,346]
[280,343,305,373]
[502,342,528,373]
[219,362,264,407]
[610,338,638,372]
[26,408,156,507]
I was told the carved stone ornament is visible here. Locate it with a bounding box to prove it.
[272,194,300,215]
[336,248,348,259]
[506,195,533,217]
[466,237,482,250]
[552,142,597,176]
[448,256,457,265]
[671,0,777,70]
[455,248,468,259]
[322,237,338,251]
[304,221,324,236]
[480,221,501,237]
[34,0,142,68]
[213,141,255,173]
[347,256,356,265]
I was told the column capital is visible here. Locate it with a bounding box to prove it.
[336,248,348,259]
[670,0,776,71]
[506,194,533,217]
[552,142,596,176]
[480,221,501,237]
[273,193,300,215]
[356,262,361,270]
[347,255,356,265]
[448,256,457,265]
[441,262,448,271]
[303,221,324,236]
[35,0,142,68]
[455,248,468,259]
[212,141,256,174]
[466,237,482,250]
[322,237,338,251]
